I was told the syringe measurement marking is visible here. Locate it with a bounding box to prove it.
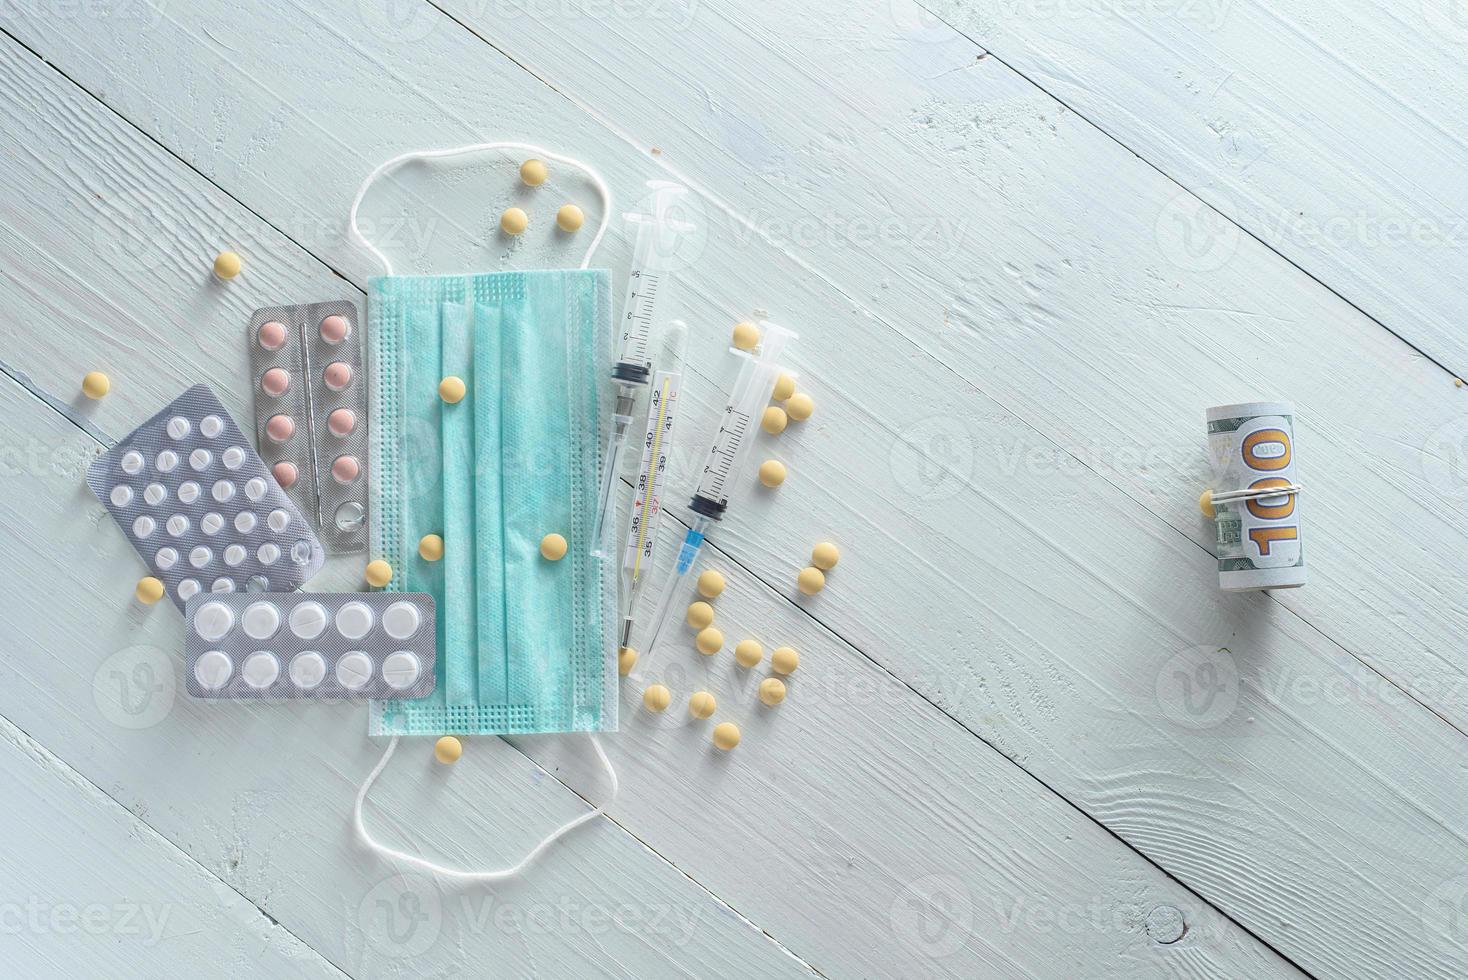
[621,275,661,363]
[699,409,749,502]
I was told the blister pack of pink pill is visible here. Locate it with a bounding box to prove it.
[248,300,368,553]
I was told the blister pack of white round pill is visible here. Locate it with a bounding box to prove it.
[85,385,326,609]
[183,592,436,700]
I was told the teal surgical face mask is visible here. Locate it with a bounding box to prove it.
[346,143,619,882]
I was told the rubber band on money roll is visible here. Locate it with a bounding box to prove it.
[1199,484,1302,519]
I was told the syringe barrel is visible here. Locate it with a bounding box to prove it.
[614,183,694,383]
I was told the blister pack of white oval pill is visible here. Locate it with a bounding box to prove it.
[85,385,326,609]
[248,300,369,553]
[184,592,436,700]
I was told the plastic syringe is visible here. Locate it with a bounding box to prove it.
[592,182,695,555]
[638,322,796,661]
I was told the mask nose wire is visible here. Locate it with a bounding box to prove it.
[348,141,613,274]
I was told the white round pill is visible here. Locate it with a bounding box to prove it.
[257,542,280,565]
[211,578,235,592]
[244,478,266,501]
[223,544,246,566]
[166,514,190,537]
[267,509,290,532]
[132,515,155,538]
[156,450,178,473]
[154,547,178,570]
[177,481,200,504]
[110,485,133,507]
[382,601,422,640]
[200,415,223,439]
[189,448,212,471]
[222,446,246,470]
[144,483,166,506]
[241,651,280,689]
[335,601,374,640]
[177,578,201,601]
[189,545,212,568]
[193,600,235,641]
[381,651,422,691]
[194,650,232,690]
[289,651,327,689]
[289,601,329,640]
[166,417,190,440]
[201,512,224,535]
[234,511,257,534]
[336,651,374,691]
[241,601,281,640]
[212,480,236,503]
[120,451,144,475]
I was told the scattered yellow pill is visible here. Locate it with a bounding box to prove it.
[418,534,444,561]
[556,204,584,232]
[135,576,164,605]
[501,207,529,235]
[762,406,788,434]
[697,569,726,598]
[434,736,462,765]
[786,392,814,421]
[734,639,763,668]
[618,646,638,676]
[686,601,715,629]
[759,677,787,706]
[772,372,796,401]
[712,721,741,750]
[811,541,840,570]
[758,459,786,488]
[732,320,760,350]
[643,684,671,712]
[520,158,547,186]
[689,691,717,719]
[540,533,568,561]
[797,566,825,595]
[213,250,242,279]
[365,560,393,588]
[82,371,110,400]
[771,646,799,674]
[695,626,724,655]
[439,376,466,404]
[1198,489,1216,519]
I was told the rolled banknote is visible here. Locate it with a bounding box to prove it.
[1204,401,1305,591]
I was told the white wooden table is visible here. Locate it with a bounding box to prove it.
[3,2,1465,976]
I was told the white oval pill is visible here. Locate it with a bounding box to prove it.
[166,417,190,440]
[222,446,246,470]
[177,481,200,504]
[110,485,133,508]
[120,451,144,475]
[241,601,280,640]
[234,511,257,534]
[289,651,327,689]
[223,544,246,567]
[241,651,280,689]
[193,600,234,641]
[177,578,201,601]
[336,651,374,691]
[154,547,178,570]
[189,448,212,471]
[289,601,329,640]
[189,545,212,568]
[166,514,190,537]
[212,480,236,503]
[199,415,223,439]
[335,601,374,640]
[381,651,422,691]
[132,515,155,538]
[211,577,235,592]
[194,650,232,690]
[201,512,224,535]
[156,450,178,473]
[381,601,422,640]
[244,477,266,501]
[257,542,280,565]
[144,483,165,506]
[267,509,290,532]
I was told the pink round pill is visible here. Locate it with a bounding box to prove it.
[272,461,298,489]
[320,315,350,345]
[323,361,352,392]
[327,408,356,437]
[257,321,286,350]
[261,367,290,397]
[265,414,295,442]
[332,455,361,484]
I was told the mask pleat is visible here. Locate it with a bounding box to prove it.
[441,297,477,706]
[473,303,509,710]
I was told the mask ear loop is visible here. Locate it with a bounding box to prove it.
[347,141,613,274]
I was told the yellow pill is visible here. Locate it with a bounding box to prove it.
[734,639,763,668]
[501,207,529,235]
[689,690,717,719]
[712,721,741,750]
[135,576,164,605]
[365,560,393,588]
[697,569,726,598]
[786,392,815,421]
[434,736,462,765]
[759,677,787,706]
[762,406,788,434]
[695,626,724,655]
[82,371,110,400]
[520,158,547,186]
[439,376,466,404]
[772,372,796,401]
[213,250,242,279]
[1198,489,1216,519]
[771,646,799,674]
[540,533,568,561]
[811,541,839,570]
[686,601,715,629]
[618,646,638,676]
[797,566,825,595]
[418,534,444,561]
[643,684,671,712]
[758,459,786,487]
[732,320,760,350]
[556,204,584,232]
